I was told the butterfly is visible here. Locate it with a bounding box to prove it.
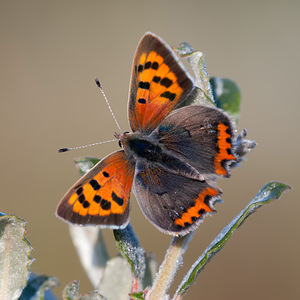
[56,32,236,236]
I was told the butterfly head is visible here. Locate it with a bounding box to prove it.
[114,131,134,149]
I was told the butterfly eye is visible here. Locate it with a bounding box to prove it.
[119,131,130,148]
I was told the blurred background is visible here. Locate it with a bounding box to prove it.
[1,1,299,299]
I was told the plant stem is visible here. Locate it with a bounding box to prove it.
[146,232,193,300]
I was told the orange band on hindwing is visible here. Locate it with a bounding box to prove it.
[214,122,236,176]
[174,187,218,227]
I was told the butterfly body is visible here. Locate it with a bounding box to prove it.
[57,32,236,236]
[118,130,205,182]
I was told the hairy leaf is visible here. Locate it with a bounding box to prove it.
[0,214,33,300]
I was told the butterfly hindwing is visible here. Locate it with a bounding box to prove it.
[133,160,221,235]
[151,105,236,177]
[129,32,194,134]
[56,150,135,227]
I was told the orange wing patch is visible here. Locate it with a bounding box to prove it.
[135,51,184,132]
[129,33,193,134]
[174,187,219,227]
[56,151,134,226]
[214,123,236,176]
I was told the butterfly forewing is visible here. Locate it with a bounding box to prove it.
[56,151,135,227]
[129,32,194,134]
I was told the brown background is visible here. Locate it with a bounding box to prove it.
[1,1,299,299]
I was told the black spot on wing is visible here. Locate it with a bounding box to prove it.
[78,194,85,204]
[160,77,173,88]
[76,187,83,195]
[151,61,159,70]
[111,191,124,206]
[138,65,143,72]
[198,208,205,215]
[103,171,109,178]
[82,201,90,208]
[204,195,212,206]
[138,98,146,104]
[153,76,161,83]
[89,179,101,191]
[144,61,151,69]
[93,195,101,203]
[100,199,111,210]
[138,81,150,90]
[160,91,176,101]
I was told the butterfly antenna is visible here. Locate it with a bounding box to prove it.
[95,78,122,133]
[58,139,117,153]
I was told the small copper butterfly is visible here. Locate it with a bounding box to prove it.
[56,32,236,236]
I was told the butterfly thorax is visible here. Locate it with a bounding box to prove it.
[117,131,205,182]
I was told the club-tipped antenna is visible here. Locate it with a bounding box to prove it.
[95,78,122,133]
[58,138,117,153]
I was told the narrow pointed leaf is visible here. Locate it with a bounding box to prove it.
[63,280,80,299]
[172,41,194,57]
[113,223,146,280]
[74,157,101,177]
[0,214,33,300]
[210,77,241,123]
[183,87,215,108]
[129,292,145,300]
[173,42,215,107]
[175,181,291,296]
